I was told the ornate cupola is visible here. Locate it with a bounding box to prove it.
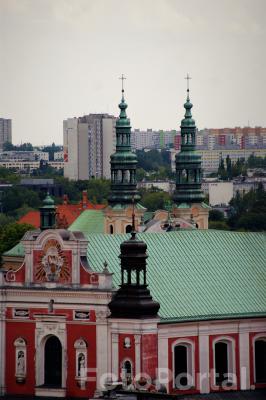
[108,75,140,205]
[39,193,56,230]
[173,75,204,204]
[104,75,146,234]
[109,213,160,318]
[172,75,210,229]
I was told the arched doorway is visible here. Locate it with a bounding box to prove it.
[255,339,266,383]
[44,336,62,386]
[215,341,228,385]
[174,345,188,387]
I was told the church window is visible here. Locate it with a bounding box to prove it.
[126,225,132,233]
[121,359,133,385]
[254,338,266,383]
[74,338,88,383]
[14,338,27,383]
[213,338,235,387]
[172,340,194,389]
[110,225,114,234]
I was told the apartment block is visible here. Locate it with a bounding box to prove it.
[0,118,12,152]
[64,114,116,181]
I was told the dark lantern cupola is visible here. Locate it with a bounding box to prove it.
[109,211,160,318]
[173,75,204,204]
[108,75,140,205]
[39,192,56,230]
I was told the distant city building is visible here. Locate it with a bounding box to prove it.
[197,148,266,174]
[0,151,49,161]
[64,114,116,181]
[0,118,12,152]
[131,129,160,150]
[54,151,64,161]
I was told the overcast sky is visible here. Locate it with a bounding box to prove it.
[1,0,266,145]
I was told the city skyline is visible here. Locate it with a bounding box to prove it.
[1,0,266,145]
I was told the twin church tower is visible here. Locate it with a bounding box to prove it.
[104,75,209,233]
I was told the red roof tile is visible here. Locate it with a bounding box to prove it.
[18,196,105,229]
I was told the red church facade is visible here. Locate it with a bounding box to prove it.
[0,225,266,398]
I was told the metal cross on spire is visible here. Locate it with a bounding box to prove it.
[185,73,191,92]
[119,74,126,93]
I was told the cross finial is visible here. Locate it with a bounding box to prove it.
[119,74,126,93]
[185,73,191,92]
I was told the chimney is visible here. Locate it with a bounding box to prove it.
[82,191,88,209]
[63,194,69,205]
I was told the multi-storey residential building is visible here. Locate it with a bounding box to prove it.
[197,148,266,174]
[0,118,12,152]
[131,129,160,150]
[63,114,116,181]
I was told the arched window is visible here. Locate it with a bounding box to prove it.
[172,341,194,389]
[110,225,114,234]
[14,338,27,383]
[126,225,132,233]
[255,338,266,383]
[214,338,235,387]
[121,359,133,385]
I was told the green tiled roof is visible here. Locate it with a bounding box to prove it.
[3,242,25,257]
[3,229,266,323]
[68,210,104,234]
[85,230,266,322]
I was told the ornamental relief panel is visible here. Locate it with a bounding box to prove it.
[33,239,72,283]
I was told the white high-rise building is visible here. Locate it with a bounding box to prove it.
[63,114,116,181]
[0,118,12,152]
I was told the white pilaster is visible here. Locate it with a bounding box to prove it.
[134,334,141,376]
[199,333,210,393]
[158,336,169,392]
[111,333,119,380]
[0,300,6,396]
[239,331,250,390]
[96,310,109,390]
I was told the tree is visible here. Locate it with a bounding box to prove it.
[141,190,171,211]
[209,210,225,222]
[2,187,41,216]
[0,222,34,264]
[209,221,229,230]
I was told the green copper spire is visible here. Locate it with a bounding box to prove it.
[173,75,204,204]
[108,76,140,205]
[39,192,56,230]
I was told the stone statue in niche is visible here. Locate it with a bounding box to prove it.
[124,337,131,349]
[78,353,86,378]
[16,350,26,383]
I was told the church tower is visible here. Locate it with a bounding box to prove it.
[172,75,210,229]
[104,76,146,234]
[108,215,160,385]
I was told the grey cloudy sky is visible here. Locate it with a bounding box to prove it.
[0,0,266,145]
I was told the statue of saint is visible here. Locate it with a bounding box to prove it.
[17,351,25,375]
[78,353,86,378]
